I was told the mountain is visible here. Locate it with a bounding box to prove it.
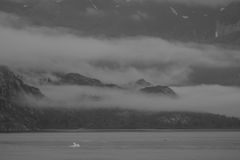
[1,66,240,132]
[135,79,152,86]
[127,79,152,89]
[55,73,177,96]
[126,79,177,97]
[0,66,43,132]
[56,72,103,86]
[140,85,177,97]
[0,65,44,101]
[215,2,240,44]
[53,72,121,88]
[1,0,240,87]
[1,0,240,42]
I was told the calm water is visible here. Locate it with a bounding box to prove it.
[0,131,240,160]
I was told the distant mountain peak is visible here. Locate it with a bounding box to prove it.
[59,72,103,86]
[126,78,152,89]
[135,79,152,87]
[140,85,177,97]
[54,72,121,88]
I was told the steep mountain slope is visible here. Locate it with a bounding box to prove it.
[1,0,238,42]
[0,66,43,132]
[0,66,44,101]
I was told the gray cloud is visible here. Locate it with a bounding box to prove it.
[28,85,240,117]
[1,17,240,85]
[1,11,240,117]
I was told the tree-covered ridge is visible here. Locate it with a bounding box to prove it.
[1,104,240,132]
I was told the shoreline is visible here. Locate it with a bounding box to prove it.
[1,128,240,133]
[36,128,240,133]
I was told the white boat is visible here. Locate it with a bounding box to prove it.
[69,142,80,148]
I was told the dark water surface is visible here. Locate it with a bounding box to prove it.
[1,131,240,160]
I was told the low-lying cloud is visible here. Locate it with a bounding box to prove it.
[0,12,240,85]
[30,85,240,117]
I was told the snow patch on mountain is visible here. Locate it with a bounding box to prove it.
[170,7,178,16]
[89,0,98,10]
[215,31,219,38]
[220,7,225,12]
